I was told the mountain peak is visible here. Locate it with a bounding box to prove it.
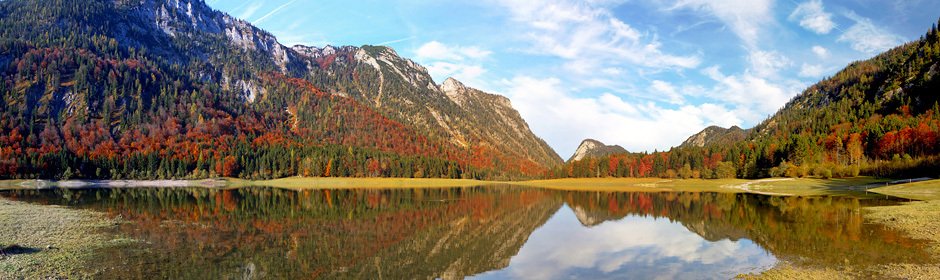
[441,77,472,107]
[361,45,399,57]
[569,139,628,162]
[680,126,748,148]
[441,77,467,93]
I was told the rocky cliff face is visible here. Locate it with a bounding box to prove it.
[439,78,562,168]
[568,139,628,162]
[679,126,748,148]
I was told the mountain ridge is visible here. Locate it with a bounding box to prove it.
[679,125,748,148]
[0,0,560,180]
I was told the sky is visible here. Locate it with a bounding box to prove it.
[207,0,940,158]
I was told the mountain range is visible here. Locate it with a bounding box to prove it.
[0,0,560,180]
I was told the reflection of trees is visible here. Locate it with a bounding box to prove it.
[2,188,931,277]
[1,187,560,279]
[561,192,931,267]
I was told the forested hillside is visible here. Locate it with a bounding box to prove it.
[0,0,558,180]
[561,19,940,180]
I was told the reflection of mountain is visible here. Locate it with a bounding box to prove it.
[682,220,748,242]
[571,205,623,227]
[348,189,561,279]
[0,187,561,279]
[561,192,931,267]
[568,197,748,240]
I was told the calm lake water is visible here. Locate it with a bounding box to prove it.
[0,186,930,279]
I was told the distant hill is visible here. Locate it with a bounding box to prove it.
[559,18,940,179]
[0,0,560,180]
[568,139,628,162]
[680,126,748,148]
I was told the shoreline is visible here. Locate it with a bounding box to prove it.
[0,176,925,192]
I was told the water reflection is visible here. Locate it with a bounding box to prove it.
[476,205,774,280]
[0,187,931,279]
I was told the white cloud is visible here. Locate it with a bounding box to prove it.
[503,76,741,155]
[666,0,792,98]
[495,0,701,74]
[748,50,791,78]
[811,45,829,58]
[701,66,802,122]
[601,67,624,76]
[491,206,776,279]
[798,63,826,77]
[651,80,684,105]
[425,62,486,83]
[415,41,492,87]
[669,0,774,47]
[416,41,460,61]
[415,41,492,61]
[838,12,905,53]
[788,0,835,34]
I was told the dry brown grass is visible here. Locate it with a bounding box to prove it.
[0,197,135,279]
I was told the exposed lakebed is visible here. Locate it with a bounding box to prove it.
[0,186,933,279]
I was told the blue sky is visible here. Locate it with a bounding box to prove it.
[208,0,940,157]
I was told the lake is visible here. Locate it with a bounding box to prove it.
[0,186,930,279]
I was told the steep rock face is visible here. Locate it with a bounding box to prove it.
[291,45,563,170]
[439,78,562,168]
[679,126,748,148]
[568,139,628,162]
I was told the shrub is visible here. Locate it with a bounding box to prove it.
[812,165,833,179]
[785,164,801,178]
[715,162,737,179]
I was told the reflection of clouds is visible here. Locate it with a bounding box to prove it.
[475,205,775,280]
